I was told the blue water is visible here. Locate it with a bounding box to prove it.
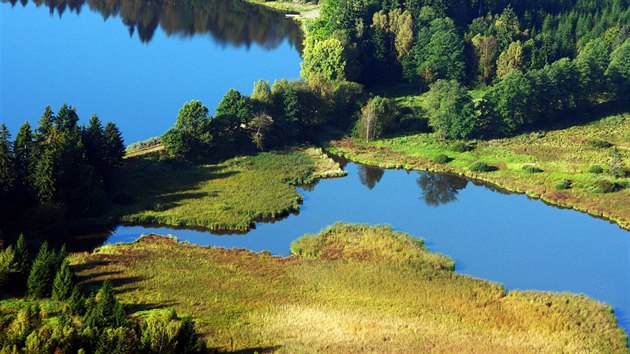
[0,0,302,143]
[108,162,630,335]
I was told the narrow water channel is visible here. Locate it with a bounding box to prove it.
[107,161,630,335]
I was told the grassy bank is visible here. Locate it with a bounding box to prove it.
[71,223,628,352]
[246,0,321,19]
[326,113,630,230]
[110,147,345,232]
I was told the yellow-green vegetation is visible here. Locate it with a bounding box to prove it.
[327,113,630,230]
[247,0,321,19]
[71,224,628,353]
[112,147,345,231]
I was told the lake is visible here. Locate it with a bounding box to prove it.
[0,0,303,143]
[3,0,629,342]
[107,161,630,335]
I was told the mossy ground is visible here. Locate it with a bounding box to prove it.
[110,147,345,232]
[70,224,628,353]
[326,113,630,230]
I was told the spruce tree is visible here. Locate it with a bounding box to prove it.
[13,122,34,193]
[27,242,53,298]
[35,106,54,144]
[103,123,125,168]
[68,285,85,315]
[52,259,73,301]
[13,233,29,278]
[0,124,15,195]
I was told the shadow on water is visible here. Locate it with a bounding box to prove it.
[2,0,303,50]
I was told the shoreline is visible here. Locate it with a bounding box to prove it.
[324,143,630,232]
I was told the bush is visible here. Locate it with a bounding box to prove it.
[433,154,451,164]
[587,139,614,148]
[469,162,496,172]
[450,141,473,152]
[588,165,604,174]
[522,165,544,173]
[555,180,571,190]
[590,179,617,194]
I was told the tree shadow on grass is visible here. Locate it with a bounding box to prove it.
[109,157,238,221]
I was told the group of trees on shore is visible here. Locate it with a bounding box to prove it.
[160,0,630,161]
[162,78,363,160]
[0,105,125,230]
[301,0,630,140]
[0,235,205,353]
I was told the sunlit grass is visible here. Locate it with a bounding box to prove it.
[110,147,345,231]
[71,224,628,352]
[327,113,630,229]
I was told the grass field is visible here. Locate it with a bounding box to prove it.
[110,147,345,232]
[326,113,630,230]
[70,224,628,353]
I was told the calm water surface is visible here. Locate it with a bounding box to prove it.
[108,162,630,335]
[1,0,302,142]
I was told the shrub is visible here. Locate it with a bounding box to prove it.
[522,165,544,173]
[470,162,496,172]
[450,141,473,152]
[587,139,614,148]
[555,180,571,190]
[588,165,604,174]
[590,180,617,194]
[433,154,451,164]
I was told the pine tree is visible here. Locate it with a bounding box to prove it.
[68,285,86,315]
[103,123,125,168]
[52,259,73,301]
[35,106,54,144]
[0,124,15,195]
[83,115,106,173]
[176,316,203,354]
[27,242,54,298]
[13,233,29,278]
[13,122,34,189]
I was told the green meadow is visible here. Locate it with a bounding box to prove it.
[70,224,628,353]
[110,147,345,232]
[326,113,630,230]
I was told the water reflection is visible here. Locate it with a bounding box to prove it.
[417,173,468,207]
[358,165,384,190]
[3,0,303,49]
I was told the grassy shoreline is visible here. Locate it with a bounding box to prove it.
[110,147,345,232]
[325,113,630,231]
[246,0,321,19]
[72,224,628,352]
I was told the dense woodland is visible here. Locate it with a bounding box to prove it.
[158,0,630,161]
[0,105,125,232]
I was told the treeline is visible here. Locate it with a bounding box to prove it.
[0,105,125,231]
[162,78,363,160]
[299,0,630,140]
[0,236,205,353]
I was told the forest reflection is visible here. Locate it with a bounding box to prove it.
[417,173,468,207]
[3,0,303,49]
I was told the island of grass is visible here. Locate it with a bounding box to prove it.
[71,224,628,353]
[326,113,630,230]
[110,147,345,232]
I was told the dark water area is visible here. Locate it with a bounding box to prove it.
[0,0,302,143]
[107,162,630,336]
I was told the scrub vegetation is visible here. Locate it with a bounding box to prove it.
[110,147,345,231]
[327,113,630,229]
[70,224,628,353]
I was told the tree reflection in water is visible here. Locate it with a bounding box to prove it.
[3,0,303,49]
[417,173,468,207]
[358,164,385,190]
